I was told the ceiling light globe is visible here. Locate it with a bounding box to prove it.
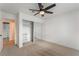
[39,11,45,15]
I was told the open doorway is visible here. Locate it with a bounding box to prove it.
[3,19,15,48]
[3,22,10,47]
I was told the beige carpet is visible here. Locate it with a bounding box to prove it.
[0,40,79,56]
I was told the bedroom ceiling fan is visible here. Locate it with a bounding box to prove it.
[29,3,56,17]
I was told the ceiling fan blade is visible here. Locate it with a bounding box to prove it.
[38,3,43,10]
[45,11,53,14]
[34,12,39,16]
[29,9,40,11]
[44,3,56,10]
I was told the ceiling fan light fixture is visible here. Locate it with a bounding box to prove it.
[39,11,45,15]
[29,3,56,17]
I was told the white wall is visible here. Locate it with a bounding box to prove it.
[34,22,43,40]
[15,14,19,46]
[2,11,16,20]
[43,10,79,50]
[19,12,43,23]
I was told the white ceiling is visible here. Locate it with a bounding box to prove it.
[0,3,79,20]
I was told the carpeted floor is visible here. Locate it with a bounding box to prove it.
[0,40,79,56]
